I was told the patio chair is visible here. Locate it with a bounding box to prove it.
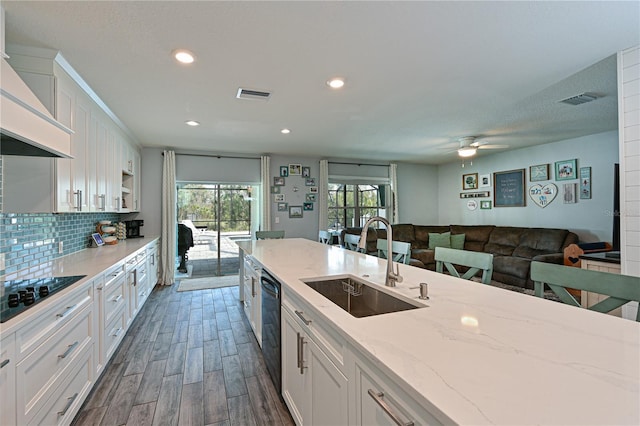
[435,247,494,284]
[531,261,640,321]
[181,219,205,244]
[377,239,412,264]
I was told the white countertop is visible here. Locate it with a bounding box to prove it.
[1,237,159,334]
[240,238,640,425]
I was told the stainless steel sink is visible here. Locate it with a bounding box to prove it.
[302,276,422,318]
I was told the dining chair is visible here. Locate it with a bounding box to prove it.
[531,261,640,321]
[434,247,494,284]
[318,230,332,244]
[376,239,412,265]
[344,234,365,253]
[255,230,285,240]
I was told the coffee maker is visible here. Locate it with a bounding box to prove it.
[124,220,144,238]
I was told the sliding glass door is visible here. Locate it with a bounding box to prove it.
[177,183,253,276]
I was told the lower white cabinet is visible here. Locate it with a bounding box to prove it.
[281,307,348,426]
[125,250,147,323]
[147,242,159,290]
[95,262,126,375]
[0,333,16,426]
[242,257,262,345]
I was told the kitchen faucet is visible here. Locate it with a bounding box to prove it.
[358,216,403,287]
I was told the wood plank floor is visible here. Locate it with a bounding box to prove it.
[72,284,294,426]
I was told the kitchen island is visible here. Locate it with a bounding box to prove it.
[238,238,639,425]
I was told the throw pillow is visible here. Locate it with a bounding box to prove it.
[428,232,451,250]
[451,233,466,250]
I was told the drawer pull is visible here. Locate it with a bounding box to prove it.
[56,304,77,318]
[57,392,78,417]
[295,310,312,326]
[367,389,414,426]
[111,294,123,303]
[0,359,9,369]
[111,327,123,337]
[96,286,103,291]
[58,341,79,359]
[297,332,307,374]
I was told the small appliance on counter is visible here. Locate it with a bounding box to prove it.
[124,219,144,238]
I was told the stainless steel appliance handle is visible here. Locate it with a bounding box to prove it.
[261,278,279,299]
[295,310,312,326]
[367,389,414,426]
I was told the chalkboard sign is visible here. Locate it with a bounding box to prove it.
[494,169,526,207]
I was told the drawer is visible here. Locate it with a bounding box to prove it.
[282,289,347,373]
[16,304,93,424]
[104,272,127,324]
[104,262,126,287]
[0,333,17,426]
[30,344,93,426]
[103,304,127,362]
[15,280,93,360]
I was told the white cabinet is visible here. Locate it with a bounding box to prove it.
[95,263,126,375]
[147,241,159,290]
[125,249,148,324]
[281,298,348,426]
[353,355,443,426]
[0,333,16,426]
[242,256,262,345]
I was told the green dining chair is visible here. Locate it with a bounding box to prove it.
[434,247,494,284]
[531,261,640,321]
[344,233,365,253]
[376,239,412,265]
[255,230,285,240]
[318,230,332,244]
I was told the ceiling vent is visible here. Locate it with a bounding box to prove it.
[236,87,271,101]
[559,92,600,106]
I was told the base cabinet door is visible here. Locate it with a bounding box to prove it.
[0,333,16,426]
[282,308,348,426]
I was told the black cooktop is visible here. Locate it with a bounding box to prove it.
[1,275,87,323]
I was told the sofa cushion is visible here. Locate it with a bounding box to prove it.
[392,224,415,244]
[493,255,531,279]
[412,248,435,266]
[450,225,494,251]
[450,233,465,250]
[488,226,526,246]
[414,225,450,249]
[517,228,569,252]
[428,232,451,249]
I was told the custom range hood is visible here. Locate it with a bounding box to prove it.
[0,57,72,157]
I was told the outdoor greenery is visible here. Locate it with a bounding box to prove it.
[327,183,387,229]
[177,184,252,232]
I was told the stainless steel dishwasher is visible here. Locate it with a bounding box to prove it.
[260,269,282,396]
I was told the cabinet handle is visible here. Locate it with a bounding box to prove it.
[111,327,123,337]
[57,392,78,417]
[99,194,106,211]
[367,389,414,426]
[111,294,123,303]
[0,359,9,369]
[56,304,77,318]
[133,269,138,286]
[295,310,312,326]
[151,254,155,266]
[251,277,256,297]
[116,197,120,211]
[58,341,79,359]
[96,286,103,291]
[74,190,82,211]
[297,332,307,374]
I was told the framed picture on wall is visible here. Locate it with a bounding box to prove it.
[277,202,288,211]
[305,193,317,202]
[530,164,550,181]
[580,167,591,199]
[303,202,314,211]
[289,164,302,176]
[555,159,577,180]
[462,173,478,190]
[271,185,281,194]
[479,174,491,188]
[280,166,289,177]
[480,200,492,209]
[289,205,303,218]
[274,194,285,202]
[302,166,311,177]
[274,176,285,186]
[563,183,577,203]
[494,169,526,207]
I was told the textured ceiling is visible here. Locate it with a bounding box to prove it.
[3,1,639,165]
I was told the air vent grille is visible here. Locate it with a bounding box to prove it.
[236,88,271,101]
[559,92,599,105]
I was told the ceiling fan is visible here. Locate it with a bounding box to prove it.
[443,136,510,157]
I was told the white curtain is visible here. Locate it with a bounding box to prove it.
[318,159,329,230]
[260,155,271,231]
[390,163,399,224]
[160,150,176,285]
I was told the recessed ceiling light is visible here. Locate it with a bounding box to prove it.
[327,78,345,89]
[185,120,200,126]
[173,49,195,64]
[281,128,291,134]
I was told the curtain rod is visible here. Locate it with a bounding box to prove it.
[328,161,390,167]
[162,152,261,160]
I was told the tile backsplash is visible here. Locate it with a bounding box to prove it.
[0,212,122,276]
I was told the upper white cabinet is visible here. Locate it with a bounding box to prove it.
[3,45,140,213]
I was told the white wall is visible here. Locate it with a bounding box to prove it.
[396,162,439,224]
[134,147,163,237]
[437,131,619,242]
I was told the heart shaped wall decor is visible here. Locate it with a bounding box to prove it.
[529,183,558,208]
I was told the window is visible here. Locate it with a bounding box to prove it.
[327,183,389,229]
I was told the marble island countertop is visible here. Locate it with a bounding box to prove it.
[238,238,640,425]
